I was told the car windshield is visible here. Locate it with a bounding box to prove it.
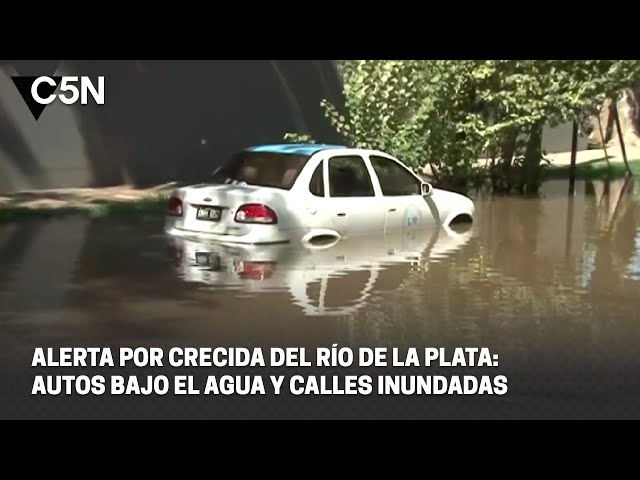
[210,151,311,190]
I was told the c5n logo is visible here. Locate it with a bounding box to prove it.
[11,76,105,121]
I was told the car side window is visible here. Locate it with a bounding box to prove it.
[309,161,325,197]
[328,155,375,197]
[369,155,422,196]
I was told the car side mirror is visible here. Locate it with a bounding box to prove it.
[421,182,433,196]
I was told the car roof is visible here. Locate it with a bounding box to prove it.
[247,143,347,156]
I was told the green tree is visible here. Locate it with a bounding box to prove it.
[286,60,640,195]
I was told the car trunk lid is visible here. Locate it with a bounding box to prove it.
[178,183,277,236]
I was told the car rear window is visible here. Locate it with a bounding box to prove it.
[211,151,310,190]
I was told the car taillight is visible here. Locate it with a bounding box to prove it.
[168,197,183,217]
[235,261,277,280]
[234,204,278,224]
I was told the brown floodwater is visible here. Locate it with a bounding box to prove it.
[1,178,640,419]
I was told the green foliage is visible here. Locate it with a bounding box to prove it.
[283,133,315,144]
[286,60,640,195]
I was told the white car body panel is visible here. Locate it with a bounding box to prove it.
[165,145,475,245]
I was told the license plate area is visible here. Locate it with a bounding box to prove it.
[195,252,221,269]
[196,206,222,222]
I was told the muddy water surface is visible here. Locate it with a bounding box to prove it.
[1,179,640,418]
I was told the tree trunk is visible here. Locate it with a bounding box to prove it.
[587,98,614,148]
[613,102,633,175]
[588,88,640,149]
[569,119,579,195]
[610,88,640,148]
[520,123,544,195]
[498,130,518,193]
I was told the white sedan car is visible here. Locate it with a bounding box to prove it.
[164,144,475,246]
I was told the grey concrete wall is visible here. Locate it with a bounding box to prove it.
[0,60,344,192]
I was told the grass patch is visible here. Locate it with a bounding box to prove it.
[0,194,169,224]
[545,158,640,180]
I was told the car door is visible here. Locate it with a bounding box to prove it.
[324,154,386,237]
[300,158,333,230]
[368,154,437,233]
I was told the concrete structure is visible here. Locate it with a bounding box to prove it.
[542,122,589,154]
[0,60,344,192]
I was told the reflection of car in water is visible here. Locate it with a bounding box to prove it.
[164,144,475,246]
[168,224,474,316]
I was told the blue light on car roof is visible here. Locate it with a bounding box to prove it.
[248,144,346,156]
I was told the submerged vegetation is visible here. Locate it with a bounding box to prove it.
[0,194,169,224]
[286,60,640,195]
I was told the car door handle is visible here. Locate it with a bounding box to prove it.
[337,213,346,217]
[388,208,397,212]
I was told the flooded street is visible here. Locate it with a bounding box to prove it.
[2,178,640,418]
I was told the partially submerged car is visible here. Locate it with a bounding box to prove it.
[165,144,475,246]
